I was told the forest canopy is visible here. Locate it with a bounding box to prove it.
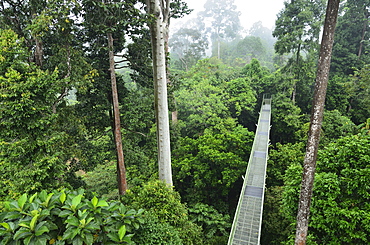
[0,0,369,244]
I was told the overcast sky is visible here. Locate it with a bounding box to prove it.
[171,0,286,33]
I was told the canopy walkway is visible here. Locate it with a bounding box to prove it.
[228,94,272,245]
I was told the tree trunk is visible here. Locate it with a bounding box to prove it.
[147,0,173,186]
[357,7,369,59]
[34,37,43,67]
[217,34,221,59]
[292,42,301,103]
[294,1,340,244]
[108,32,127,195]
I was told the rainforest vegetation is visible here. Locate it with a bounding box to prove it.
[0,0,369,244]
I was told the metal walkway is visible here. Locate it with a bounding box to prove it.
[228,95,272,245]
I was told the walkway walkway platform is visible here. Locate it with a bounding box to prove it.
[228,95,271,245]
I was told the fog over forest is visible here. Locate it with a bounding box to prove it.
[1,0,369,244]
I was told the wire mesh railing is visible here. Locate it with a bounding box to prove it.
[227,95,271,245]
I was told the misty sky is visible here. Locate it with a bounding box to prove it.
[172,0,286,32]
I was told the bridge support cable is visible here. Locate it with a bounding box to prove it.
[228,94,272,245]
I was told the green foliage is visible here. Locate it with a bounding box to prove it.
[270,94,305,144]
[331,0,370,75]
[122,180,203,245]
[0,189,143,244]
[282,131,370,244]
[83,161,119,201]
[0,29,87,199]
[188,203,231,245]
[266,142,305,187]
[273,0,325,56]
[173,121,254,212]
[235,36,267,63]
[175,59,256,136]
[325,75,351,114]
[225,77,256,118]
[347,64,370,124]
[321,110,356,144]
[261,186,291,245]
[129,213,183,245]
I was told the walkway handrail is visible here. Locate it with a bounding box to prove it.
[228,95,272,245]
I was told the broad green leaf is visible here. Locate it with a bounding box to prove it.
[133,222,139,230]
[9,200,20,211]
[66,216,79,227]
[29,193,37,203]
[123,236,133,243]
[43,193,54,207]
[107,233,120,242]
[59,192,66,204]
[24,235,32,245]
[35,237,48,245]
[91,196,98,207]
[85,217,94,225]
[72,236,83,245]
[71,195,82,207]
[18,194,27,210]
[118,225,126,241]
[30,209,39,217]
[125,209,136,216]
[0,222,10,230]
[97,199,108,207]
[4,211,21,220]
[84,233,94,244]
[59,210,73,218]
[19,223,31,229]
[137,208,145,215]
[85,221,99,230]
[13,229,32,240]
[30,214,39,231]
[62,228,74,240]
[35,221,49,236]
[39,190,47,202]
[35,225,49,236]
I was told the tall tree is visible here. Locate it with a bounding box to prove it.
[331,0,370,75]
[273,0,326,105]
[294,1,340,244]
[0,29,90,198]
[169,27,208,71]
[146,0,173,185]
[82,0,144,195]
[198,0,241,59]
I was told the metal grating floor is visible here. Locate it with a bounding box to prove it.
[228,96,271,245]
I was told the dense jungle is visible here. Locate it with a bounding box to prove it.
[0,0,369,244]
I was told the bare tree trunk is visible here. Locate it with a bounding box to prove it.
[294,1,340,244]
[358,7,369,59]
[217,34,221,59]
[147,0,173,186]
[34,37,43,67]
[108,32,127,195]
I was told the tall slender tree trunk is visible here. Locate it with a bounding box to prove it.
[358,7,369,59]
[34,37,43,67]
[217,32,221,59]
[292,43,302,103]
[294,1,340,244]
[147,0,173,186]
[107,32,127,195]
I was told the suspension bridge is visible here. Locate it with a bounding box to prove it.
[228,94,272,245]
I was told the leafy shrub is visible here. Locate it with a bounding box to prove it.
[188,203,231,245]
[0,189,143,244]
[122,180,203,245]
